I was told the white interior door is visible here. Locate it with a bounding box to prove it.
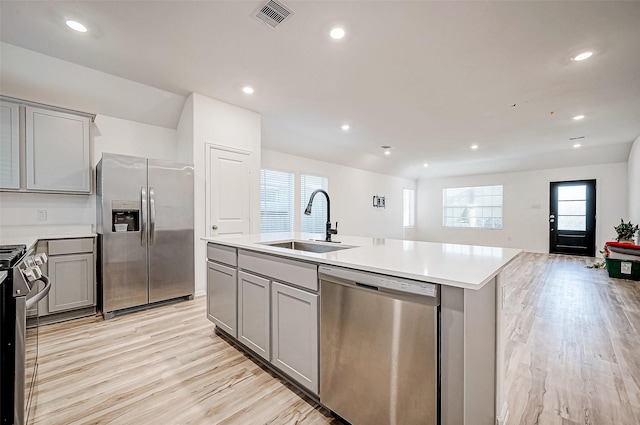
[206,145,251,237]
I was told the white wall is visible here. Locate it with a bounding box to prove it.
[0,115,178,228]
[176,95,194,164]
[415,163,628,255]
[262,150,416,240]
[628,135,640,224]
[93,115,178,163]
[181,93,261,295]
[0,42,186,129]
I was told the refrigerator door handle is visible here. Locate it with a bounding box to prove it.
[149,186,156,246]
[141,185,147,247]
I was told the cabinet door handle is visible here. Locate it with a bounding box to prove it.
[212,225,218,230]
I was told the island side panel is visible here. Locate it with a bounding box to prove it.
[441,278,498,425]
[495,273,508,423]
[464,278,497,425]
[441,285,465,425]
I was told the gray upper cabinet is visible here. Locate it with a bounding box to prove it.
[0,101,20,189]
[25,106,91,193]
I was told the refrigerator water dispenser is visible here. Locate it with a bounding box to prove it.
[111,200,139,232]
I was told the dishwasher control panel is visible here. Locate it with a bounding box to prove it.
[377,277,437,297]
[319,266,438,298]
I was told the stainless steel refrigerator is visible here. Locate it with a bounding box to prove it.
[96,153,194,319]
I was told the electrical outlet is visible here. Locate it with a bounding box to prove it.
[37,210,47,221]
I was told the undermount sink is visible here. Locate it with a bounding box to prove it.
[260,240,355,254]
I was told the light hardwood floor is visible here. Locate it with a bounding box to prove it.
[30,299,337,425]
[503,253,640,425]
[30,253,640,424]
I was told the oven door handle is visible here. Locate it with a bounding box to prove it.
[25,275,52,310]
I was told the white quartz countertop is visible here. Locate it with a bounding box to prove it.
[0,225,96,250]
[202,233,522,290]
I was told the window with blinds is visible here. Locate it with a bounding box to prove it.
[301,174,329,233]
[260,169,294,233]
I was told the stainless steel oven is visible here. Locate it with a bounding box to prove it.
[0,245,50,425]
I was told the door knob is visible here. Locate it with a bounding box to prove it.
[212,225,218,230]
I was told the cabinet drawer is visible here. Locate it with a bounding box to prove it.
[239,250,318,292]
[207,243,237,267]
[48,238,94,255]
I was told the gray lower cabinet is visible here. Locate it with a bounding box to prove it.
[207,261,237,337]
[206,244,320,395]
[271,281,319,394]
[238,271,270,360]
[48,253,94,313]
[30,237,97,322]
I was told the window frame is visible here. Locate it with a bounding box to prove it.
[259,168,330,234]
[403,188,415,228]
[442,185,503,230]
[259,168,296,234]
[300,173,329,234]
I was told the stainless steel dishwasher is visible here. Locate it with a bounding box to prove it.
[319,265,439,425]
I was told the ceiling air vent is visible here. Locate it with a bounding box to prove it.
[254,0,294,28]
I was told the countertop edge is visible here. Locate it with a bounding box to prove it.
[202,236,522,290]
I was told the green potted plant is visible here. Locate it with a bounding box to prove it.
[614,218,639,243]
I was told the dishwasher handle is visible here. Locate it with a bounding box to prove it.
[356,282,379,291]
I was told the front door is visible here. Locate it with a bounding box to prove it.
[549,180,596,257]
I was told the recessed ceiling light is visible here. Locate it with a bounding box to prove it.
[572,52,593,61]
[384,150,391,156]
[341,124,350,131]
[573,143,581,148]
[330,27,346,40]
[573,115,585,120]
[66,20,87,33]
[242,86,254,94]
[423,163,429,167]
[470,144,479,150]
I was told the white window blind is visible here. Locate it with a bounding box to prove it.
[260,169,294,233]
[301,174,329,233]
[403,189,415,227]
[443,185,503,229]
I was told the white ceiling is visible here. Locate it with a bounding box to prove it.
[1,1,639,179]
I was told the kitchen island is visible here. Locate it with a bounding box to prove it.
[202,233,521,425]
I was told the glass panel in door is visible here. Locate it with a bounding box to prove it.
[556,185,587,231]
